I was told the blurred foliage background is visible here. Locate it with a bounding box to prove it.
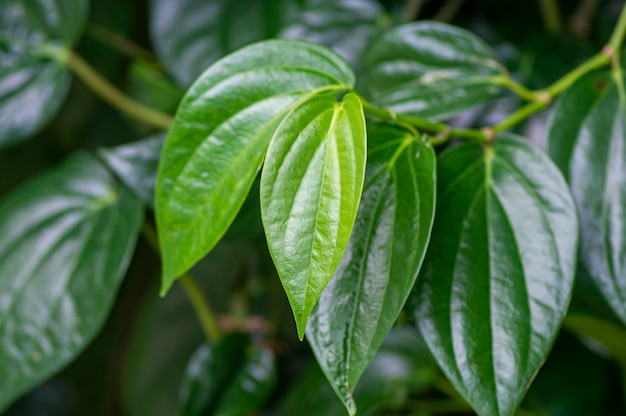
[3,0,626,415]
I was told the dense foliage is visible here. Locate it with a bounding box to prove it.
[1,0,626,415]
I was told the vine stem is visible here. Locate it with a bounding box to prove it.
[63,50,173,129]
[141,221,221,342]
[539,0,562,32]
[86,23,157,63]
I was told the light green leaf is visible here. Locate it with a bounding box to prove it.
[179,334,277,416]
[0,153,143,411]
[411,136,578,416]
[306,123,436,415]
[155,39,355,295]
[546,71,626,325]
[261,92,366,340]
[0,0,88,148]
[149,0,382,86]
[362,21,505,120]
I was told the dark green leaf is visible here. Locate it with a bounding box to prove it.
[127,59,183,114]
[260,93,366,339]
[0,153,143,411]
[122,242,259,416]
[546,72,626,325]
[412,136,578,416]
[99,133,165,208]
[149,0,382,86]
[363,21,506,120]
[275,326,438,416]
[0,0,88,148]
[306,124,436,414]
[155,39,355,295]
[179,334,277,416]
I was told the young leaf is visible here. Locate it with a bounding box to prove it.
[0,0,88,148]
[261,93,366,339]
[0,153,143,412]
[306,124,436,414]
[179,335,277,416]
[149,0,382,86]
[362,21,506,120]
[155,39,355,295]
[411,136,578,416]
[99,133,166,208]
[546,72,626,325]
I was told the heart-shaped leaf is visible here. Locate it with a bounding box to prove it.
[306,124,436,415]
[261,92,366,339]
[155,39,355,295]
[0,153,143,411]
[0,0,88,148]
[546,71,626,324]
[149,0,382,86]
[179,334,277,416]
[362,21,505,120]
[411,136,578,416]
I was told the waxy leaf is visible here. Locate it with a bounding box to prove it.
[179,334,276,416]
[150,0,381,86]
[546,72,626,324]
[155,39,355,295]
[0,0,88,148]
[306,124,436,414]
[0,153,143,411]
[412,136,578,416]
[363,21,505,119]
[99,133,165,208]
[261,93,366,339]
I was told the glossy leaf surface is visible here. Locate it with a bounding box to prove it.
[149,0,381,86]
[0,153,143,411]
[412,136,578,416]
[99,133,165,208]
[363,21,505,119]
[261,93,366,339]
[306,124,436,414]
[155,39,355,294]
[179,334,276,416]
[0,0,88,148]
[546,72,626,324]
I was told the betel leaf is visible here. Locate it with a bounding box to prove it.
[0,0,88,148]
[362,21,506,120]
[99,133,166,208]
[149,0,381,86]
[411,136,578,416]
[0,153,143,412]
[260,93,366,339]
[155,39,355,295]
[306,124,436,415]
[546,71,626,324]
[179,334,276,416]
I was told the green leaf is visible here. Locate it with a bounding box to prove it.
[260,92,366,339]
[179,334,277,416]
[0,153,143,411]
[155,39,355,295]
[546,71,626,325]
[149,0,382,86]
[362,21,505,120]
[306,124,436,414]
[0,0,88,148]
[411,136,578,416]
[127,59,183,114]
[99,133,165,208]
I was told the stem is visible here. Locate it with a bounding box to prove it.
[64,51,173,129]
[493,75,541,102]
[433,0,466,23]
[404,0,424,21]
[539,0,562,32]
[544,51,610,97]
[86,22,157,63]
[140,222,221,342]
[493,101,547,134]
[609,1,626,50]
